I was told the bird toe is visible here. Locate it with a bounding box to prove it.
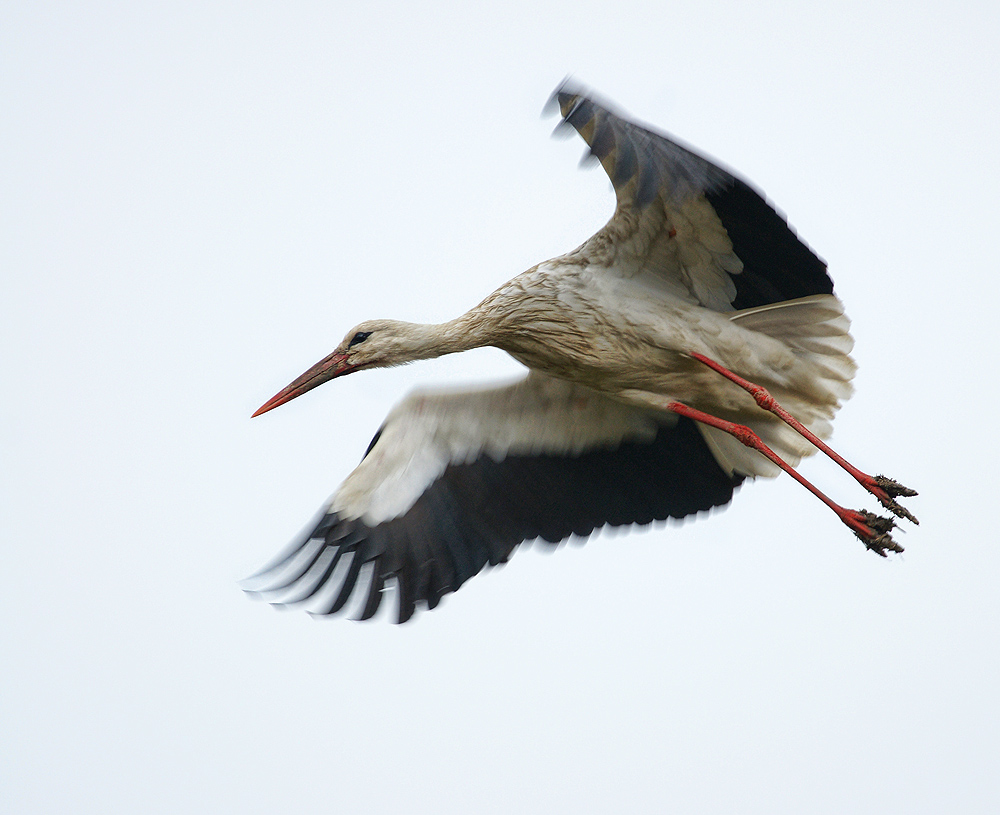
[874,475,918,499]
[871,475,919,524]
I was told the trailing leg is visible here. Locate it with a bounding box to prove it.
[688,352,918,524]
[667,401,903,556]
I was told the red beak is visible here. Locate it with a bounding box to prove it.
[252,351,356,417]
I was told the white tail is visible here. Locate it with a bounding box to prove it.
[700,295,857,478]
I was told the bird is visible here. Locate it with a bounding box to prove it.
[243,81,917,624]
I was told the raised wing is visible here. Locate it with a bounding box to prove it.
[243,374,742,623]
[551,81,833,311]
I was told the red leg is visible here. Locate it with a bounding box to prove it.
[688,352,918,524]
[668,401,902,555]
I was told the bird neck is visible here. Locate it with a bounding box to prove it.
[397,313,493,361]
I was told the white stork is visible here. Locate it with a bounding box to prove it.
[244,82,917,623]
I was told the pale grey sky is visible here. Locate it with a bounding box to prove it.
[4,1,999,813]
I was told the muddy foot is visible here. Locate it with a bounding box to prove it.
[854,510,904,557]
[874,475,918,498]
[868,475,919,525]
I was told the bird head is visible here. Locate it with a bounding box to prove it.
[252,319,441,417]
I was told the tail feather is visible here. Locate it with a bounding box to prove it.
[701,294,857,478]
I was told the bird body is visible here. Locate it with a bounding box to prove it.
[245,82,915,623]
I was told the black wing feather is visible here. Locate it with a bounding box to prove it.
[553,81,834,309]
[245,417,741,623]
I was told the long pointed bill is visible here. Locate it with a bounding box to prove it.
[252,351,357,417]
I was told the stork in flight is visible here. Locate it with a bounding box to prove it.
[244,82,917,623]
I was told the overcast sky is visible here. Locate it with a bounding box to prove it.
[4,1,1000,813]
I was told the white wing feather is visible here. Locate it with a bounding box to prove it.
[331,373,664,525]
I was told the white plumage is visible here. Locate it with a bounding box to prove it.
[334,375,659,524]
[244,82,917,623]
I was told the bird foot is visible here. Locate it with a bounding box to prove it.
[843,509,904,557]
[866,475,919,525]
[874,475,918,498]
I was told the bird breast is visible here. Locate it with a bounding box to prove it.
[487,268,689,387]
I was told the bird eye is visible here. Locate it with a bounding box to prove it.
[348,331,372,348]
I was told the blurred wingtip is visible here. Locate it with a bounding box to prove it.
[543,75,587,118]
[542,75,571,117]
[550,120,576,140]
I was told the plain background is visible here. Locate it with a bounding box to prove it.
[4,1,999,812]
